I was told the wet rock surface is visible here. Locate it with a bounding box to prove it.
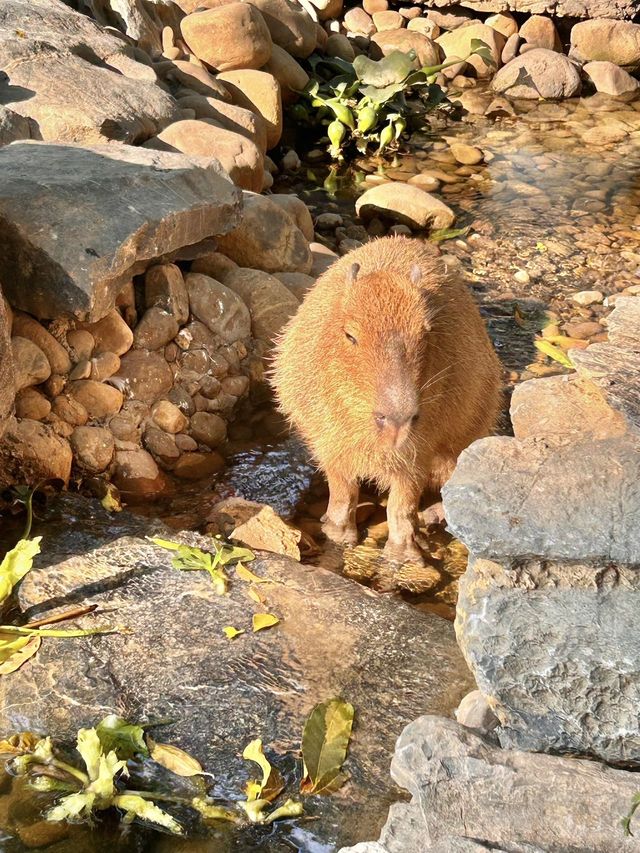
[1,494,474,851]
[0,142,241,321]
[340,716,640,853]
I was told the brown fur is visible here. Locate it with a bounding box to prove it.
[270,236,502,563]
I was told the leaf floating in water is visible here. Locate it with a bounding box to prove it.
[536,241,548,253]
[428,226,469,243]
[223,626,245,640]
[239,797,271,823]
[264,798,304,824]
[242,738,284,803]
[534,338,574,369]
[252,614,279,633]
[0,732,40,756]
[96,715,148,760]
[300,698,355,795]
[148,739,203,777]
[235,564,270,584]
[114,793,183,834]
[100,484,122,513]
[0,634,41,675]
[0,537,42,606]
[191,797,239,823]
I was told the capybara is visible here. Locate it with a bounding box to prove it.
[270,235,502,564]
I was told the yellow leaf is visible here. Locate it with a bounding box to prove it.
[300,698,354,795]
[264,798,304,824]
[252,613,279,632]
[223,626,245,640]
[0,537,42,605]
[0,634,41,675]
[247,587,266,604]
[100,484,122,513]
[191,797,239,823]
[545,334,589,351]
[242,738,284,803]
[113,793,183,834]
[534,338,574,369]
[149,740,203,777]
[0,732,40,755]
[236,564,271,584]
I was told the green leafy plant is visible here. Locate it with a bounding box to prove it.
[294,40,494,159]
[151,537,255,595]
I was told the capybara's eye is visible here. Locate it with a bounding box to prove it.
[345,332,358,345]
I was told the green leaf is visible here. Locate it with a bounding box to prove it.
[96,715,148,760]
[359,81,406,105]
[263,799,304,824]
[252,613,279,632]
[242,738,284,803]
[148,739,203,777]
[534,338,574,369]
[0,537,41,605]
[429,226,470,243]
[353,50,415,87]
[114,793,183,834]
[191,797,239,822]
[300,698,354,795]
[469,38,496,67]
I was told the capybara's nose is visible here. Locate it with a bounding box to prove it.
[374,410,418,430]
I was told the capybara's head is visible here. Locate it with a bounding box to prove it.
[337,261,431,451]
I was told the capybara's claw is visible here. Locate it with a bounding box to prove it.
[322,520,358,547]
[383,537,427,566]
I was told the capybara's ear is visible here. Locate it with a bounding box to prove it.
[410,264,422,287]
[346,262,360,287]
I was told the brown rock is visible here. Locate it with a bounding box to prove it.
[326,33,356,61]
[114,448,170,499]
[174,95,268,153]
[67,380,124,419]
[274,271,314,300]
[261,44,309,105]
[51,394,89,427]
[190,411,227,447]
[245,0,317,58]
[79,310,133,356]
[363,0,388,13]
[371,29,441,67]
[143,426,181,461]
[501,33,521,64]
[216,191,312,274]
[15,388,51,421]
[450,143,484,165]
[344,7,375,36]
[70,360,92,381]
[11,313,71,375]
[519,15,562,51]
[116,350,173,405]
[70,426,115,473]
[12,337,51,391]
[173,450,225,479]
[570,20,640,71]
[89,352,121,382]
[216,69,283,150]
[223,267,299,344]
[175,433,198,451]
[309,241,338,277]
[485,12,518,39]
[190,252,238,280]
[180,4,272,72]
[66,329,95,363]
[437,23,505,78]
[407,18,440,39]
[152,119,264,193]
[373,11,404,31]
[221,375,249,396]
[185,272,252,343]
[268,194,315,242]
[145,264,190,324]
[209,497,301,558]
[163,59,232,100]
[133,307,180,351]
[151,400,189,434]
[0,418,72,487]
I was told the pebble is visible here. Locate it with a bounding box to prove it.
[151,400,188,434]
[450,143,484,165]
[315,213,344,229]
[514,269,531,284]
[572,290,604,306]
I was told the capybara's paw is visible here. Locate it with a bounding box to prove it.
[383,536,427,566]
[421,501,446,527]
[322,519,358,547]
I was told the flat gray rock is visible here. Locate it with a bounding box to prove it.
[2,494,473,851]
[0,142,241,321]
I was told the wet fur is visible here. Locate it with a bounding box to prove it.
[270,236,502,560]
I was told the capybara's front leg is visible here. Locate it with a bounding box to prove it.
[384,476,426,565]
[321,471,359,547]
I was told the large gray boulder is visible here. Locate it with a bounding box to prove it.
[340,716,640,853]
[0,141,241,321]
[3,493,473,850]
[0,0,181,143]
[442,297,640,765]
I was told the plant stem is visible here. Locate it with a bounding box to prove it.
[25,605,98,629]
[123,789,191,805]
[51,758,89,785]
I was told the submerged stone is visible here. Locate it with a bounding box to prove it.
[2,494,473,851]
